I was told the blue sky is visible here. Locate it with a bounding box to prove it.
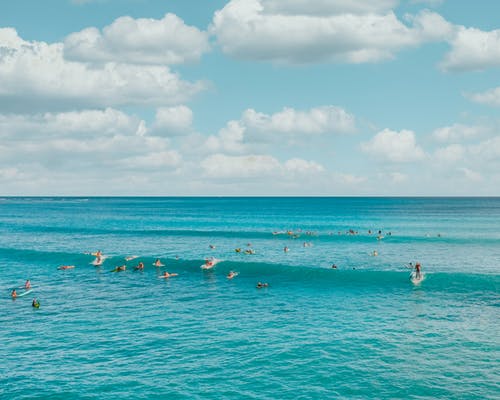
[0,0,499,195]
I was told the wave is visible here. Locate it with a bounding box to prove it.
[1,246,498,294]
[1,224,499,245]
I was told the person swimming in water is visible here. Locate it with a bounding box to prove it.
[24,280,31,289]
[256,282,269,288]
[32,298,40,308]
[112,265,126,272]
[153,259,163,267]
[11,289,17,299]
[227,271,237,279]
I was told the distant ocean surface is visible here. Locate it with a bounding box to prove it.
[1,197,499,399]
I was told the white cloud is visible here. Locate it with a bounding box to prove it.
[261,0,398,15]
[469,136,500,162]
[64,13,210,65]
[361,128,426,162]
[203,105,355,154]
[0,28,205,111]
[459,167,483,182]
[434,144,465,163]
[284,158,324,174]
[151,106,193,136]
[200,153,325,180]
[205,120,246,153]
[433,123,484,142]
[0,108,144,141]
[242,106,355,135]
[332,172,367,185]
[0,108,183,190]
[211,0,449,64]
[440,27,500,72]
[201,154,281,179]
[466,87,500,107]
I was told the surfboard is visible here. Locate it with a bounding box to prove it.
[410,271,425,285]
[17,289,33,297]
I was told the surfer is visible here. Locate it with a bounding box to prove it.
[331,264,337,269]
[112,265,126,272]
[58,265,75,270]
[11,289,17,299]
[205,259,214,267]
[32,298,40,308]
[256,282,268,288]
[161,272,178,279]
[415,262,422,279]
[24,280,31,289]
[153,259,163,267]
[135,262,144,270]
[227,271,237,279]
[284,246,289,253]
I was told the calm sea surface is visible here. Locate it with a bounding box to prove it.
[1,197,499,399]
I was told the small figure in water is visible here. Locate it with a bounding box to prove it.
[153,259,163,267]
[135,262,144,271]
[32,298,40,308]
[331,264,337,269]
[372,250,378,256]
[284,246,289,253]
[112,265,126,272]
[415,262,422,279]
[209,244,216,249]
[227,271,237,279]
[161,271,178,279]
[24,280,31,289]
[11,289,17,299]
[256,282,269,289]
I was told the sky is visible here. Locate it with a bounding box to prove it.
[0,0,499,196]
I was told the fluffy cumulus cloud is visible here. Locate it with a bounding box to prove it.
[433,144,465,163]
[0,108,143,139]
[151,105,194,136]
[0,28,205,111]
[261,0,397,15]
[361,128,426,163]
[64,13,210,65]
[0,108,184,194]
[211,0,451,64]
[466,87,500,107]
[204,105,355,153]
[440,27,500,72]
[242,106,355,135]
[200,153,324,180]
[433,123,485,142]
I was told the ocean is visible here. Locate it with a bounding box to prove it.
[1,197,499,399]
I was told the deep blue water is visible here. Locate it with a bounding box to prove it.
[1,197,499,399]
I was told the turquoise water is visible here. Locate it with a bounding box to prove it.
[1,197,499,399]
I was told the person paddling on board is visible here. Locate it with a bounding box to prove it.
[24,280,31,289]
[415,262,422,279]
[161,271,178,279]
[153,259,163,267]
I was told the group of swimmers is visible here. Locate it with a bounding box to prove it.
[10,279,40,308]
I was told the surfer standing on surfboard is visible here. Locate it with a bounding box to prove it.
[415,262,422,279]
